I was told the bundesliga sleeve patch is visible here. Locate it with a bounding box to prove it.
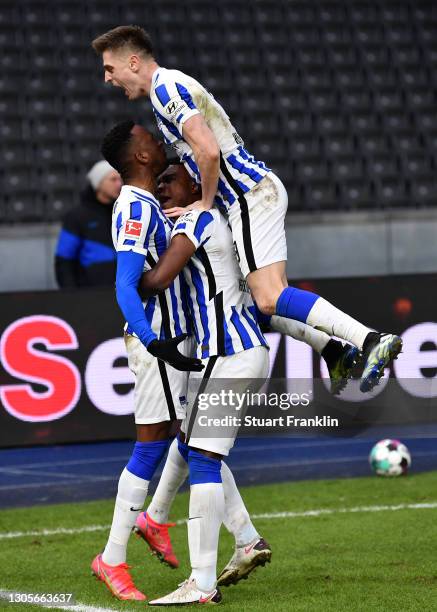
[125,220,143,238]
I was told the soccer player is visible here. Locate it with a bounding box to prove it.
[136,167,271,606]
[92,26,403,393]
[90,121,203,601]
[153,161,360,395]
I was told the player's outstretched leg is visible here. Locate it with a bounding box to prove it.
[149,449,224,606]
[250,269,401,393]
[263,312,360,396]
[217,462,271,587]
[91,439,169,601]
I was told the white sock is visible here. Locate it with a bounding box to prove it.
[102,468,149,566]
[221,462,259,546]
[147,438,188,524]
[270,315,330,355]
[306,297,370,350]
[189,482,225,592]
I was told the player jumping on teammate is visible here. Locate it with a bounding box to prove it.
[92,26,403,392]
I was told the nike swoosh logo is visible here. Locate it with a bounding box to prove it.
[130,507,143,512]
[244,542,256,554]
[188,516,202,520]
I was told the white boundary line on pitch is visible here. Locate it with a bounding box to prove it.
[1,501,437,541]
[0,590,129,612]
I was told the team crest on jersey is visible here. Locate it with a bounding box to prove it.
[125,220,142,237]
[179,395,188,407]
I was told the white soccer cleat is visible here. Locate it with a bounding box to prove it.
[149,578,222,606]
[217,537,272,587]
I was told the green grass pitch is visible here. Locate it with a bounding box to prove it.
[1,472,437,611]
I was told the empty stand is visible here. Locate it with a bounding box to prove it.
[2,0,437,222]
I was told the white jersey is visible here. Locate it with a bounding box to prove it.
[112,184,189,339]
[172,208,268,359]
[150,67,270,212]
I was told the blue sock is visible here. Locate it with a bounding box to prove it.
[177,433,189,463]
[126,439,170,481]
[188,449,222,485]
[275,286,320,323]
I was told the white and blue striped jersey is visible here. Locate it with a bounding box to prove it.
[150,67,270,212]
[172,208,268,359]
[112,185,189,340]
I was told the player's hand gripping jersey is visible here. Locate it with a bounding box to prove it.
[150,68,288,278]
[171,208,268,359]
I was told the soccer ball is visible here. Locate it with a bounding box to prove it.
[369,439,411,476]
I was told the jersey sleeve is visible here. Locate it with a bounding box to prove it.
[115,199,155,257]
[151,73,200,129]
[171,210,214,250]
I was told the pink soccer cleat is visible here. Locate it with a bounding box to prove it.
[91,553,146,601]
[133,511,179,568]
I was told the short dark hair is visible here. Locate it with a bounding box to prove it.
[101,120,135,179]
[92,25,154,57]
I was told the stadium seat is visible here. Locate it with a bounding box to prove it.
[295,157,329,181]
[288,135,321,161]
[30,116,65,139]
[340,89,372,112]
[365,154,399,181]
[285,111,313,136]
[331,157,365,181]
[374,177,409,208]
[322,132,355,159]
[327,43,358,67]
[410,177,437,207]
[400,154,434,179]
[349,111,380,135]
[6,191,45,223]
[358,132,391,156]
[46,188,80,221]
[389,131,423,155]
[36,139,71,164]
[3,163,36,193]
[381,111,412,132]
[291,25,321,47]
[415,111,437,133]
[304,179,338,210]
[338,178,374,210]
[316,112,346,136]
[55,1,89,25]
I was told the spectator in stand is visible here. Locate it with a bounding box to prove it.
[55,161,122,288]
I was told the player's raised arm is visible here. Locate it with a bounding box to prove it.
[150,80,219,215]
[179,114,219,211]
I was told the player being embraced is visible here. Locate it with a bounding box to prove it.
[92,25,403,393]
[136,164,271,606]
[90,121,203,601]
